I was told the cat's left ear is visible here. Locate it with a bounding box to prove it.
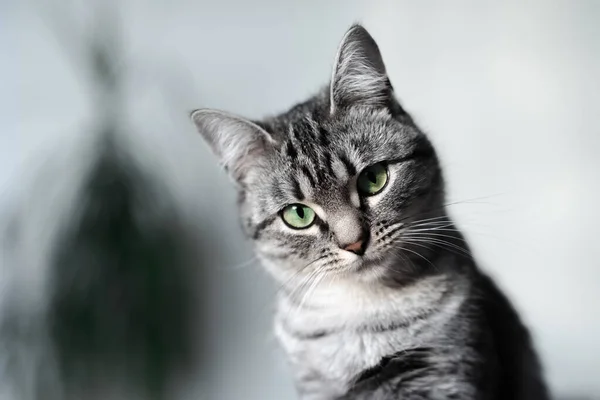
[191,109,275,182]
[330,24,392,114]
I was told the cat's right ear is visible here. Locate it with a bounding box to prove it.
[191,109,275,182]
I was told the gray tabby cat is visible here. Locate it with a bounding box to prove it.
[191,24,549,400]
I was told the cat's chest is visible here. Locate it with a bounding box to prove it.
[275,318,424,399]
[278,321,412,376]
[273,275,469,398]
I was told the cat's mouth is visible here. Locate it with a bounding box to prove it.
[338,239,409,278]
[340,249,386,272]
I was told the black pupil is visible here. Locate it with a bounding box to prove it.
[296,206,305,219]
[367,170,377,184]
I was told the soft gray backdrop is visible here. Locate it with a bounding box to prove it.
[2,1,599,399]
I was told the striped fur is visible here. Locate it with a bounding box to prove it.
[192,24,549,400]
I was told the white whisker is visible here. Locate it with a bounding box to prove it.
[402,236,472,258]
[223,256,259,271]
[390,243,437,271]
[295,269,327,315]
[404,231,466,242]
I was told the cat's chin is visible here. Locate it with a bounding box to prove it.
[340,250,415,284]
[338,253,396,282]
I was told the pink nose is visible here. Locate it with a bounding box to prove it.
[344,240,364,255]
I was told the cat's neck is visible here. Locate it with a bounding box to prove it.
[274,249,471,336]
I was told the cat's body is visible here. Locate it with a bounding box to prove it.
[275,249,543,400]
[192,25,549,399]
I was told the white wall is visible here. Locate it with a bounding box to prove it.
[2,1,599,399]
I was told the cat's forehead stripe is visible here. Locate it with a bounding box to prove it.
[318,125,330,147]
[291,177,304,200]
[337,152,357,176]
[285,141,297,159]
[300,164,317,188]
[322,152,334,174]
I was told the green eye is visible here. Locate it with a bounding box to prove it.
[357,163,388,195]
[281,204,316,229]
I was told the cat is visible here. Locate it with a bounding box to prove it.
[191,24,550,400]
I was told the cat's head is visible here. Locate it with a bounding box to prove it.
[192,25,445,285]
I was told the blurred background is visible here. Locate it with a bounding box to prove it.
[1,0,599,399]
